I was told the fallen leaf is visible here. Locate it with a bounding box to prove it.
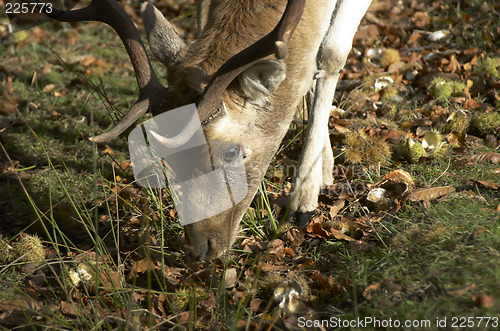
[332,122,351,134]
[472,293,494,308]
[329,229,355,242]
[249,298,262,312]
[80,55,97,66]
[60,301,78,317]
[329,199,345,219]
[224,268,238,289]
[200,292,217,313]
[406,186,456,202]
[307,217,329,238]
[473,228,487,237]
[43,84,56,92]
[463,98,478,109]
[383,169,414,186]
[268,239,286,260]
[473,180,500,190]
[447,283,476,297]
[457,153,500,164]
[102,145,115,155]
[284,247,296,256]
[281,227,304,249]
[133,259,156,274]
[363,283,380,300]
[445,54,460,73]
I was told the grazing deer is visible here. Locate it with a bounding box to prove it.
[40,0,372,260]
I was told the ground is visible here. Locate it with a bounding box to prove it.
[0,0,499,329]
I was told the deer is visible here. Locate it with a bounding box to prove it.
[38,0,373,260]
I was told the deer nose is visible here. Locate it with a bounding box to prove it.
[186,236,220,261]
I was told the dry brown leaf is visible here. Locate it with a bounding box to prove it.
[60,301,78,317]
[80,56,97,66]
[224,268,238,289]
[458,152,500,164]
[363,283,380,300]
[281,227,304,248]
[133,259,156,274]
[463,98,478,109]
[268,239,286,260]
[315,271,331,290]
[102,145,115,155]
[306,216,327,237]
[472,293,494,308]
[447,283,476,297]
[473,180,500,190]
[445,54,460,73]
[329,229,355,242]
[383,169,415,186]
[250,298,262,312]
[412,11,430,28]
[332,122,351,134]
[329,199,345,219]
[406,186,456,202]
[308,221,329,238]
[260,263,290,272]
[101,270,122,288]
[43,84,56,92]
[198,292,217,315]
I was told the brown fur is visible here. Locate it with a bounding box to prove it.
[148,1,338,259]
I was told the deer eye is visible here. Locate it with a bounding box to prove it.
[222,145,240,163]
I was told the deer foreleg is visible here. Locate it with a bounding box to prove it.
[288,0,372,225]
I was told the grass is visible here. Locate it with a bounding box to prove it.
[1,0,500,329]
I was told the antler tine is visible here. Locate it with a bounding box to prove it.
[40,0,167,142]
[197,0,305,123]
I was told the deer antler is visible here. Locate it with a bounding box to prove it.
[40,0,167,142]
[143,0,305,147]
[40,0,304,143]
[197,0,306,123]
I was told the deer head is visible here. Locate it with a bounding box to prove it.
[42,0,326,260]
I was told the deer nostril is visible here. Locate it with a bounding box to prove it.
[204,238,219,260]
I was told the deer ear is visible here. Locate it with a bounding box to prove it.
[141,2,186,66]
[238,60,286,101]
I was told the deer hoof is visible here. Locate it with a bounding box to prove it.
[293,211,315,228]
